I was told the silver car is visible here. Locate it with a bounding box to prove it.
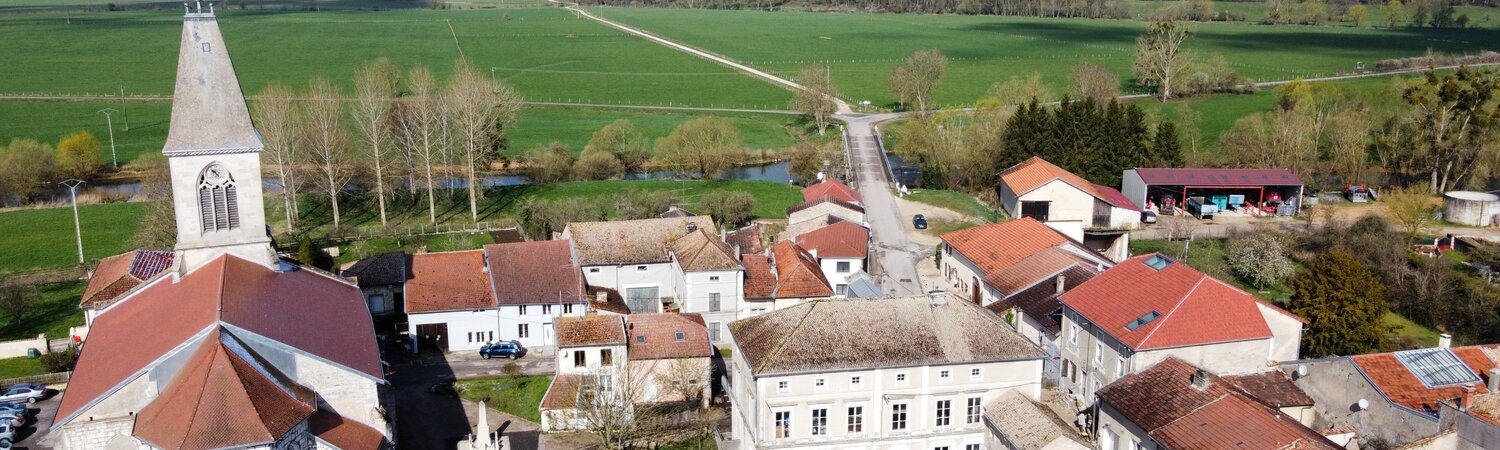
[0,384,45,404]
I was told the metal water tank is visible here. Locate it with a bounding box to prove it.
[1443,191,1500,227]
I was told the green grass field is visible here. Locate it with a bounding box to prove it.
[904,189,999,222]
[1383,310,1441,348]
[0,280,89,341]
[0,7,790,107]
[455,375,551,422]
[1130,237,1295,299]
[0,357,49,380]
[592,6,1500,106]
[1123,1,1500,28]
[0,202,145,273]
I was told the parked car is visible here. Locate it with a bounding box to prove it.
[0,403,27,417]
[479,341,526,360]
[1141,210,1158,224]
[0,421,14,447]
[912,214,928,229]
[0,410,22,427]
[0,384,46,404]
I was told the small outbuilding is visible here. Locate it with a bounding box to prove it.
[1121,168,1304,217]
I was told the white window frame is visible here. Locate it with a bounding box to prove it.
[939,369,952,382]
[850,375,862,387]
[935,399,952,427]
[970,367,982,379]
[895,372,909,386]
[773,410,792,439]
[847,403,865,433]
[810,407,828,436]
[814,377,827,391]
[966,397,982,424]
[777,380,789,393]
[890,402,909,431]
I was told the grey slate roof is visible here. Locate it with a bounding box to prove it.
[163,13,263,155]
[984,390,1091,450]
[564,216,716,266]
[729,294,1044,376]
[342,252,409,288]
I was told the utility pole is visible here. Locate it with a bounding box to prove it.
[61,179,86,265]
[490,67,498,91]
[99,108,119,169]
[118,86,130,131]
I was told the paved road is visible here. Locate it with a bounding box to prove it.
[841,113,925,295]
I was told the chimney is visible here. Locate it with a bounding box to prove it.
[1439,333,1453,349]
[927,290,947,307]
[1055,274,1067,294]
[1191,369,1209,389]
[1489,368,1499,393]
[733,244,741,260]
[1460,384,1477,411]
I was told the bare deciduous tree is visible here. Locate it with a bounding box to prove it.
[889,48,948,113]
[395,65,444,224]
[1226,230,1295,291]
[1327,108,1374,185]
[252,84,302,232]
[302,78,355,229]
[985,72,1052,107]
[585,119,650,174]
[0,282,33,328]
[446,61,522,222]
[792,65,841,135]
[1385,186,1440,239]
[1067,62,1121,105]
[353,58,401,227]
[1132,21,1194,101]
[131,153,177,249]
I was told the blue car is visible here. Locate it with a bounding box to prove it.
[479,341,526,360]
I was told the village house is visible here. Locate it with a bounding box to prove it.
[562,216,743,320]
[1056,253,1306,407]
[999,157,1141,261]
[783,178,865,240]
[78,249,173,328]
[1286,341,1500,447]
[1095,357,1340,450]
[982,390,1091,450]
[741,241,835,315]
[403,240,588,353]
[939,218,1111,306]
[792,220,869,296]
[726,293,1046,450]
[540,313,713,432]
[51,8,390,448]
[341,251,408,338]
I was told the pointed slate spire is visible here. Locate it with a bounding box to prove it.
[162,6,262,155]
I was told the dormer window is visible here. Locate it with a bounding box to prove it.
[687,223,698,233]
[197,163,239,232]
[675,331,685,341]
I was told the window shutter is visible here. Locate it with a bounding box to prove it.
[199,187,214,231]
[213,187,229,230]
[225,184,240,229]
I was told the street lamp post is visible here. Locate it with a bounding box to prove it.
[99,108,119,169]
[489,67,498,91]
[61,179,86,265]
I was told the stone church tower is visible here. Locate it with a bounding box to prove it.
[164,4,276,273]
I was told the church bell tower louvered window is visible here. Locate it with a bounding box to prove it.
[197,163,240,232]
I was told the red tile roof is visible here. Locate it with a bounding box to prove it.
[982,247,1090,295]
[309,409,388,450]
[1224,370,1316,408]
[1131,167,1304,187]
[771,242,834,298]
[556,314,626,347]
[133,329,316,450]
[81,250,174,307]
[786,197,864,216]
[1001,157,1139,211]
[626,313,712,360]
[405,250,495,313]
[1060,253,1282,351]
[742,254,776,299]
[57,255,383,426]
[795,221,869,259]
[1351,345,1499,414]
[801,178,861,204]
[540,374,584,410]
[485,241,585,305]
[724,224,764,255]
[941,218,1073,277]
[1099,358,1340,450]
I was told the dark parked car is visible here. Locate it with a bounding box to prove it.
[1141,210,1158,224]
[913,214,928,229]
[479,341,526,360]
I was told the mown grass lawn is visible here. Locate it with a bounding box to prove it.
[277,179,803,237]
[0,357,48,380]
[904,189,999,222]
[593,6,1500,106]
[0,202,145,274]
[1129,237,1294,300]
[455,375,551,423]
[0,280,87,342]
[1383,310,1441,348]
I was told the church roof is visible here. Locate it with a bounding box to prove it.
[80,249,173,308]
[132,329,317,450]
[162,11,262,155]
[55,254,383,427]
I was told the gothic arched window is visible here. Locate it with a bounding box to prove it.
[198,163,240,232]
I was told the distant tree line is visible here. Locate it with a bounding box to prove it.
[573,0,1131,18]
[0,132,105,205]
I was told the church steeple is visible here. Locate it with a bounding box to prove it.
[164,6,275,273]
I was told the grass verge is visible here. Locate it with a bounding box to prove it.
[456,375,552,423]
[0,357,48,380]
[904,189,998,222]
[0,202,145,274]
[1383,310,1441,348]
